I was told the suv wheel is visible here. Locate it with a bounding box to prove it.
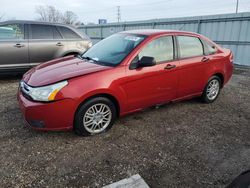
[201,75,221,103]
[74,97,117,136]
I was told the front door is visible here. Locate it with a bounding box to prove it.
[0,23,29,69]
[122,35,179,111]
[28,24,63,65]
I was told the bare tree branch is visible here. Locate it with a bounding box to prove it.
[35,5,80,25]
[35,5,63,23]
[63,11,77,25]
[35,6,47,22]
[0,13,5,21]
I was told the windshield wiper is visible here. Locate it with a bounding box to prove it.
[81,56,113,67]
[81,56,98,62]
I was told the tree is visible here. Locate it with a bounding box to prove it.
[35,5,63,23]
[63,11,78,25]
[35,5,80,25]
[74,21,84,26]
[0,13,4,21]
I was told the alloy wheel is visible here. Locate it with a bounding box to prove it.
[83,103,112,134]
[206,79,220,100]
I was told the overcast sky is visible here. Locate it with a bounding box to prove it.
[1,0,250,24]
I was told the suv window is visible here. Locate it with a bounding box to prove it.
[138,36,174,63]
[30,24,62,40]
[0,24,24,40]
[177,36,204,58]
[53,26,63,39]
[57,26,81,39]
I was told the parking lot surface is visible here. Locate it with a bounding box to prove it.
[0,67,249,187]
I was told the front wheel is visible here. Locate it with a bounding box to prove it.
[201,76,221,103]
[74,97,117,136]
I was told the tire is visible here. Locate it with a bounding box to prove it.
[201,75,221,103]
[74,97,117,136]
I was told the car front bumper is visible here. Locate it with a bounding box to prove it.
[17,89,76,131]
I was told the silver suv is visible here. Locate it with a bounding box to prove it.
[0,20,92,73]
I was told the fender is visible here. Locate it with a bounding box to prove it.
[61,49,83,57]
[75,88,126,116]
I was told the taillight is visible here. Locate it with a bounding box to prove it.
[229,51,234,63]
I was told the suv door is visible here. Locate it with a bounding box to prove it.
[56,26,83,54]
[28,24,64,65]
[176,35,210,98]
[123,36,179,111]
[0,23,29,69]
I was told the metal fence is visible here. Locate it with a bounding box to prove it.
[78,12,250,66]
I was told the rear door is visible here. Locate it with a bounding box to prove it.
[0,23,29,69]
[28,24,63,65]
[56,26,84,54]
[176,35,209,98]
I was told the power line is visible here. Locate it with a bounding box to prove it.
[121,0,242,17]
[78,0,249,23]
[121,0,173,7]
[77,0,173,15]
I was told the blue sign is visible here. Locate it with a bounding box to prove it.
[98,19,107,24]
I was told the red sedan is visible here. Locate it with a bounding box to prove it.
[18,30,233,136]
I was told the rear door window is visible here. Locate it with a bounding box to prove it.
[202,40,217,55]
[177,36,204,58]
[30,24,62,40]
[57,26,81,39]
[52,26,63,39]
[0,24,24,40]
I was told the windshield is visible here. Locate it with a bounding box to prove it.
[82,33,146,66]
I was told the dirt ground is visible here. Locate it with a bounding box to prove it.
[0,67,249,188]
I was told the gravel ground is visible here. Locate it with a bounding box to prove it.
[0,67,249,188]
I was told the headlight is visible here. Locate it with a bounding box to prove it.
[28,81,68,102]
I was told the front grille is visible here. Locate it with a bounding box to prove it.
[23,84,30,93]
[21,90,33,101]
[20,81,33,101]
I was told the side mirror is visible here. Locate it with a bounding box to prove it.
[129,56,156,70]
[138,56,156,68]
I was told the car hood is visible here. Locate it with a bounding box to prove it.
[23,56,112,87]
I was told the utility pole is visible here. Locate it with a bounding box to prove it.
[236,0,239,13]
[117,6,121,22]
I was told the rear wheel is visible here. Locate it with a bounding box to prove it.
[74,97,117,136]
[201,75,221,103]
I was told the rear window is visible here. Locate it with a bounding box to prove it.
[202,40,217,55]
[57,26,81,39]
[30,24,62,40]
[177,36,204,58]
[0,24,24,40]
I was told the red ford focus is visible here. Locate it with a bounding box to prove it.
[18,30,233,136]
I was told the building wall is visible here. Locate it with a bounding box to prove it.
[78,12,250,66]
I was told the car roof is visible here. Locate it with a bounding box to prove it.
[120,29,199,36]
[0,20,70,27]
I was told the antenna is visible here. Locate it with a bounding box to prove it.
[117,6,121,22]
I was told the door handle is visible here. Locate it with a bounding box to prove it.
[164,64,176,70]
[56,42,64,46]
[14,43,25,48]
[201,57,210,62]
